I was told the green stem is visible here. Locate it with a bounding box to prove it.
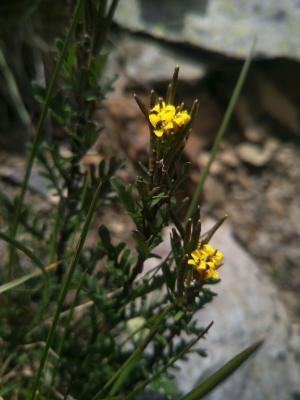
[185,41,255,222]
[0,232,44,271]
[0,262,58,295]
[0,46,31,129]
[8,0,86,277]
[91,305,172,400]
[181,339,263,400]
[30,179,102,400]
[49,205,62,264]
[124,321,214,400]
[51,269,87,387]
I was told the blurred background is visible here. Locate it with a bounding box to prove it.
[0,1,300,398]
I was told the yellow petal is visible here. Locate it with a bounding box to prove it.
[191,249,201,262]
[161,105,175,117]
[154,129,164,137]
[165,104,175,112]
[150,104,161,113]
[214,251,223,262]
[174,111,191,126]
[203,244,215,256]
[208,269,219,279]
[196,261,207,271]
[164,121,173,132]
[149,113,160,128]
[206,261,215,269]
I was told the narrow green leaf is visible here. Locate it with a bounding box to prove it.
[0,231,44,270]
[150,193,168,209]
[138,162,148,174]
[110,177,136,214]
[124,322,214,400]
[0,382,20,396]
[98,225,112,251]
[30,179,102,400]
[181,339,264,400]
[161,261,176,292]
[200,215,228,244]
[8,0,87,276]
[109,306,171,397]
[108,350,142,397]
[0,261,58,295]
[0,47,31,129]
[91,305,171,400]
[185,40,255,222]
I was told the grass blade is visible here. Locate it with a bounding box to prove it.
[181,339,263,400]
[124,321,214,400]
[30,179,102,400]
[91,305,171,400]
[0,261,59,295]
[185,40,255,222]
[0,231,44,270]
[8,0,86,276]
[0,47,31,129]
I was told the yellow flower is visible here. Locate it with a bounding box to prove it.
[149,101,191,138]
[187,243,223,280]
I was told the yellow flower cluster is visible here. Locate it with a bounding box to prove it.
[188,244,223,280]
[149,102,191,138]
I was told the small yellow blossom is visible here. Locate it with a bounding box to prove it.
[187,243,223,280]
[149,101,191,138]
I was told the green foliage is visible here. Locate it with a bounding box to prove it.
[0,1,258,399]
[181,339,264,400]
[111,177,137,218]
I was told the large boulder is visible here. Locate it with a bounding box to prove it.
[115,0,300,60]
[148,220,300,399]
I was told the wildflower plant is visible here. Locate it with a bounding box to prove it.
[0,1,261,399]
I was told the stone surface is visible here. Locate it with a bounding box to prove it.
[236,140,278,167]
[115,0,300,60]
[113,36,206,85]
[0,165,49,199]
[147,220,300,399]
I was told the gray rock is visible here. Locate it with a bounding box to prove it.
[108,35,206,89]
[0,166,50,199]
[146,220,300,399]
[236,140,278,166]
[120,36,206,84]
[115,0,300,60]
